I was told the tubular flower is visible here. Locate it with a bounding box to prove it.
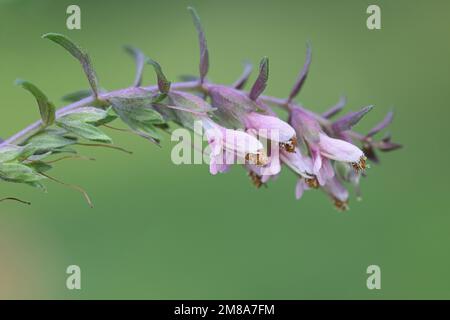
[202,118,268,175]
[322,176,350,211]
[244,112,297,153]
[279,149,313,179]
[208,85,297,153]
[290,107,366,180]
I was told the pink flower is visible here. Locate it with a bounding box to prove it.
[244,112,297,152]
[202,118,268,175]
[208,86,297,152]
[290,107,366,186]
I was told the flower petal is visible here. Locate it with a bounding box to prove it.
[245,112,296,143]
[318,133,364,163]
[280,149,313,178]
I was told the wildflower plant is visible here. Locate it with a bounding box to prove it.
[0,7,401,210]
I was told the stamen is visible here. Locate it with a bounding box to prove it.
[305,177,319,189]
[279,136,297,153]
[248,171,264,188]
[333,198,349,211]
[351,156,367,173]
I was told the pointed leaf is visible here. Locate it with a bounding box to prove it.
[0,145,26,163]
[57,119,112,143]
[367,111,394,137]
[332,105,374,132]
[61,107,116,125]
[287,44,312,103]
[0,163,45,183]
[147,58,171,94]
[15,79,55,127]
[26,131,77,152]
[124,46,146,87]
[378,141,402,152]
[28,161,53,173]
[322,96,347,118]
[249,57,269,100]
[42,33,99,97]
[188,6,209,83]
[233,61,253,89]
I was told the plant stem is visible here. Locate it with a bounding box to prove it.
[0,80,367,147]
[0,81,200,147]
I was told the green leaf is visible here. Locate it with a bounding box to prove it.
[15,79,55,127]
[42,33,99,97]
[57,119,112,143]
[0,163,45,183]
[26,131,77,152]
[60,107,115,124]
[0,145,26,162]
[27,161,52,173]
[61,89,93,102]
[93,107,118,126]
[147,59,171,94]
[25,151,53,162]
[110,96,164,142]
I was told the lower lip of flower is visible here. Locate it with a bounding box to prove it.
[279,136,297,153]
[351,156,367,172]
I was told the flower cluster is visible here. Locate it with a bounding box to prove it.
[0,7,400,209]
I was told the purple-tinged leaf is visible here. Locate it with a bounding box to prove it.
[322,96,347,118]
[146,58,171,94]
[332,105,374,132]
[42,33,99,98]
[124,46,146,87]
[208,85,259,128]
[188,7,209,84]
[366,111,394,137]
[287,44,312,103]
[249,57,269,101]
[233,61,253,90]
[378,141,402,152]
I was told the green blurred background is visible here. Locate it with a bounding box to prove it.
[0,0,448,299]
